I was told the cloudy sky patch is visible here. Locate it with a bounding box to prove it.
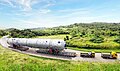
[0,0,120,29]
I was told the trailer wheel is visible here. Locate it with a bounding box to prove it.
[49,48,53,54]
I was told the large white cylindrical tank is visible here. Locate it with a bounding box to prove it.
[6,38,66,50]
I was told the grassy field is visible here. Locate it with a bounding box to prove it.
[0,45,120,71]
[36,35,120,52]
[68,47,120,53]
[67,38,120,49]
[36,34,70,39]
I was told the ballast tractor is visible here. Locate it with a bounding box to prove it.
[80,51,95,58]
[101,51,118,59]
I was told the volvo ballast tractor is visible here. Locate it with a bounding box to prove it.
[80,51,95,58]
[6,38,76,57]
[101,51,117,59]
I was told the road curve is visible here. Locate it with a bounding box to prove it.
[0,36,120,62]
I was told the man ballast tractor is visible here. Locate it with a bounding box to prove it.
[101,51,117,59]
[80,51,95,58]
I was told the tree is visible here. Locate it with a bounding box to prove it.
[66,36,69,40]
[0,30,8,36]
[114,37,120,43]
[90,36,104,43]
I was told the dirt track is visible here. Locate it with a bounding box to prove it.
[0,36,120,62]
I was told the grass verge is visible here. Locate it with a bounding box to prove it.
[0,45,120,71]
[68,47,120,53]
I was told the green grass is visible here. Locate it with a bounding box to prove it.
[36,34,70,39]
[35,35,120,52]
[0,45,120,71]
[68,47,120,53]
[67,38,120,49]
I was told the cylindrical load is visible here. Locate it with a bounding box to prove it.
[6,38,66,51]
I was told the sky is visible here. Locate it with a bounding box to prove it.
[0,0,120,29]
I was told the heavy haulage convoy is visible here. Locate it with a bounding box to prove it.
[6,38,76,57]
[5,38,118,59]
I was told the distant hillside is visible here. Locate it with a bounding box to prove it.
[6,28,17,32]
[30,27,46,30]
[7,22,120,38]
[1,22,120,49]
[56,22,120,29]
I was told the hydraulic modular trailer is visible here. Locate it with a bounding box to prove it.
[6,38,76,57]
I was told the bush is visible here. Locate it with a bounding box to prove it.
[90,36,104,43]
[0,30,8,36]
[114,37,120,43]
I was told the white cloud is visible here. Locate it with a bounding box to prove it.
[0,0,15,7]
[3,8,120,29]
[18,19,40,25]
[0,0,55,11]
[18,0,32,11]
[1,0,120,29]
[4,0,15,7]
[11,7,117,29]
[39,9,51,14]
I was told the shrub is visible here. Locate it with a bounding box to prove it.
[66,36,69,40]
[90,36,104,43]
[114,37,120,44]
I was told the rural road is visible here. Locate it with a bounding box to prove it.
[0,36,120,62]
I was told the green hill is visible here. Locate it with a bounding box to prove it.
[1,22,120,50]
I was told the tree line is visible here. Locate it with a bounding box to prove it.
[8,28,69,38]
[1,22,119,44]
